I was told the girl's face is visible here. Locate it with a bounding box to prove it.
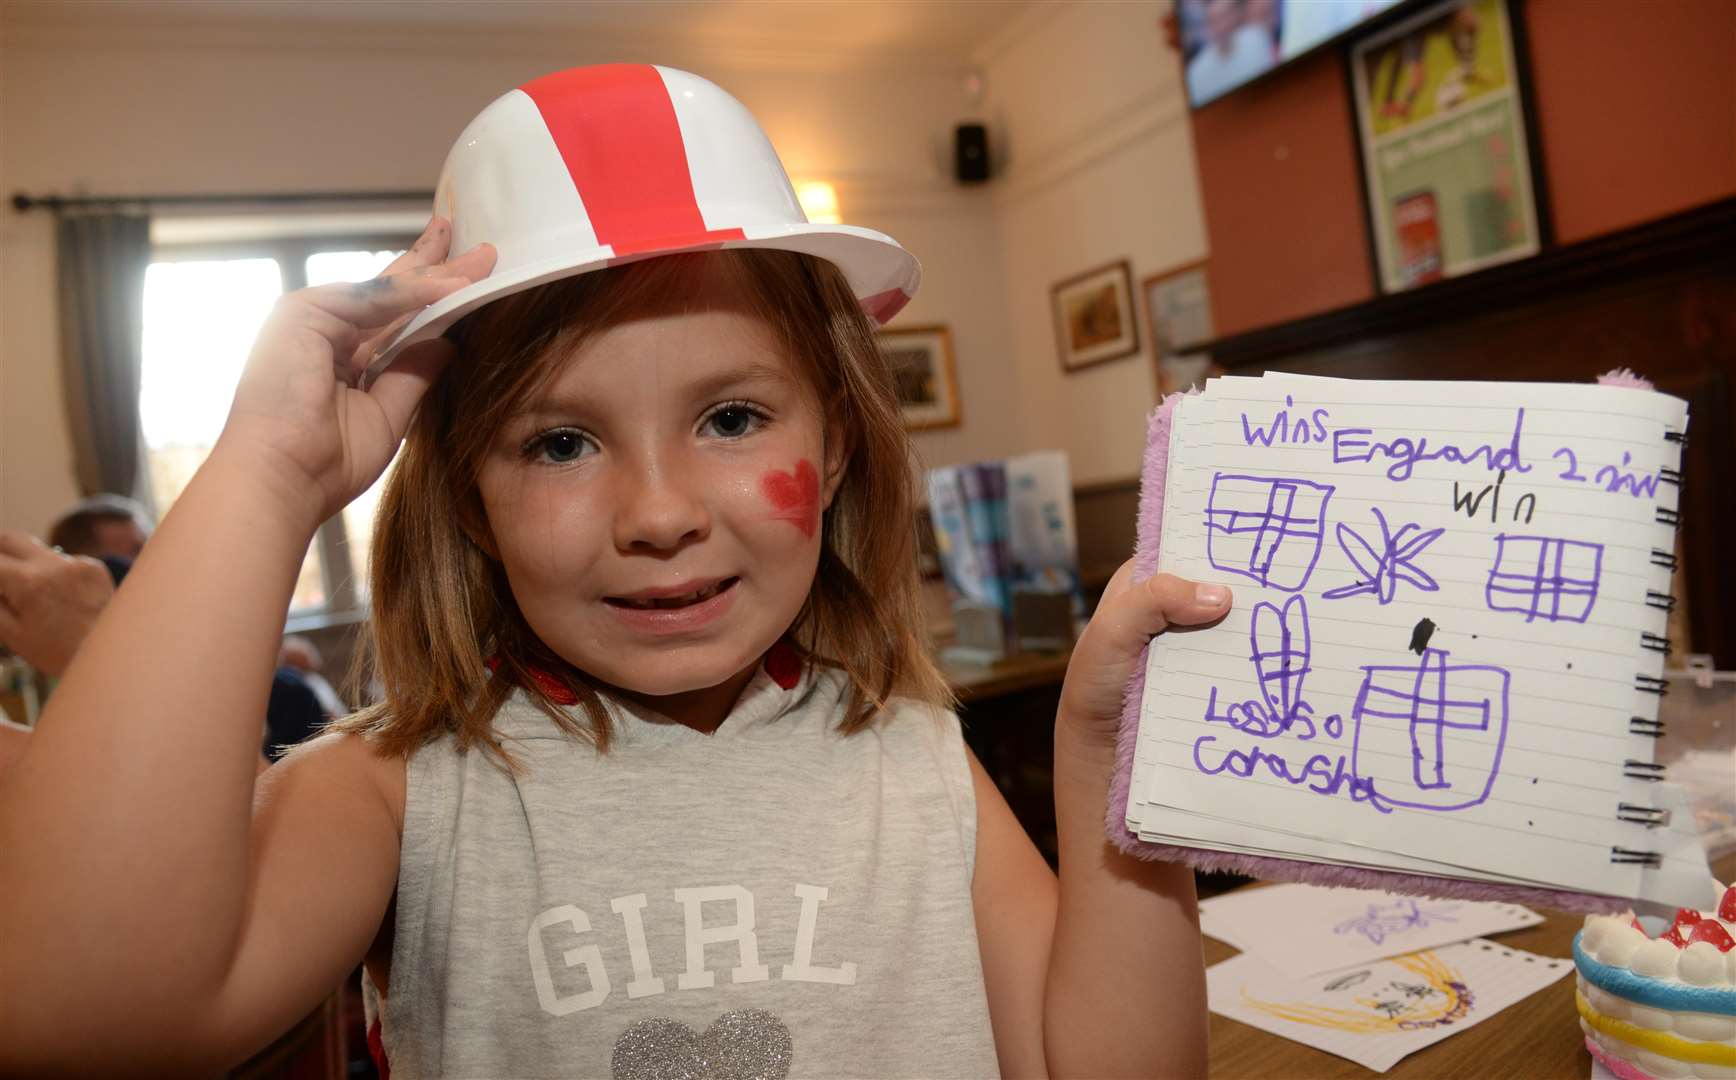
[476,269,842,727]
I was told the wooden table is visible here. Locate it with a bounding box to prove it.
[1207,850,1736,1078]
[939,647,1072,705]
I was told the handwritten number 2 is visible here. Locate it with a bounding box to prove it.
[1552,447,1587,482]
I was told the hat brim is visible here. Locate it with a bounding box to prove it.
[363,223,919,383]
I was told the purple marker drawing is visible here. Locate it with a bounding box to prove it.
[1252,593,1312,725]
[1204,473,1335,592]
[1322,507,1444,604]
[1205,594,1320,737]
[1484,534,1604,623]
[1351,647,1510,812]
[1195,595,1394,810]
[1333,899,1461,946]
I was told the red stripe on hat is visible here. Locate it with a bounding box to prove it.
[520,65,744,257]
[860,287,911,326]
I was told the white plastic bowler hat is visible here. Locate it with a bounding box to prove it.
[370,64,920,374]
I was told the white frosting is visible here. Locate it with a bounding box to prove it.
[1583,1022,1705,1079]
[1682,941,1729,987]
[1636,938,1689,978]
[1580,993,1735,1080]
[1581,980,1736,1043]
[1582,910,1736,989]
[1577,889,1736,1080]
[1596,920,1648,967]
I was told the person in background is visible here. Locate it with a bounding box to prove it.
[46,494,153,561]
[263,666,325,763]
[0,531,115,682]
[0,527,322,774]
[278,635,348,719]
[0,532,127,780]
[1245,0,1282,62]
[1186,0,1278,104]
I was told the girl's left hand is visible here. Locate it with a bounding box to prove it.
[1056,559,1232,758]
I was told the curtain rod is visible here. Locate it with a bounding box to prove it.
[11,190,435,213]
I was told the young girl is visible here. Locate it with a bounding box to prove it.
[0,65,1229,1077]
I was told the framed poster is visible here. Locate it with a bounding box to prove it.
[1051,260,1139,372]
[876,324,961,431]
[1351,0,1543,293]
[1142,260,1216,395]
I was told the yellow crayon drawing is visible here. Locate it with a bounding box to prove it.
[1241,950,1475,1034]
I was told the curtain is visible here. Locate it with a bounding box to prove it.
[56,212,151,500]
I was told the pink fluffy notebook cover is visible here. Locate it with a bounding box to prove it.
[1103,374,1665,915]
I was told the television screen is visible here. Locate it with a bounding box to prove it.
[1179,0,1408,107]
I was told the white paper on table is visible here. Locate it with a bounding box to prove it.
[1198,882,1543,978]
[1207,937,1572,1073]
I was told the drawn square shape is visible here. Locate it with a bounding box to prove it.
[1350,649,1511,812]
[1204,473,1335,593]
[1484,534,1605,624]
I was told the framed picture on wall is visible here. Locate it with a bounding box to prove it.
[1141,259,1217,393]
[1350,0,1545,293]
[876,324,961,431]
[1050,260,1139,373]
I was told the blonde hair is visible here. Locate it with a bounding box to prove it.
[333,250,952,767]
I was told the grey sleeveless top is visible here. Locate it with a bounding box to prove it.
[362,655,1000,1079]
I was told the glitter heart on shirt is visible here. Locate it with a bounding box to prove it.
[761,461,820,539]
[611,1009,793,1080]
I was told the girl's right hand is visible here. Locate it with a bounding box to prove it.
[215,216,495,529]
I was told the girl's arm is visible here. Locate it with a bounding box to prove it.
[0,220,492,1071]
[972,563,1228,1078]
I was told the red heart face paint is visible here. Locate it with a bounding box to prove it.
[761,459,821,539]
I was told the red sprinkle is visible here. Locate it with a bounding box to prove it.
[1687,918,1736,953]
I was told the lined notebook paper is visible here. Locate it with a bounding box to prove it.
[1206,938,1573,1073]
[1127,373,1713,909]
[1197,882,1542,978]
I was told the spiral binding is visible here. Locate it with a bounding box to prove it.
[1623,759,1666,781]
[1617,803,1671,827]
[1629,715,1665,737]
[1611,847,1663,868]
[1610,430,1683,870]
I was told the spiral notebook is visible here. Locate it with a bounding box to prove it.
[1116,372,1715,912]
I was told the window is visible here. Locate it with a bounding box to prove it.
[140,234,413,624]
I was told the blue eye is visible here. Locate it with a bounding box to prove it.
[527,428,590,464]
[704,403,767,439]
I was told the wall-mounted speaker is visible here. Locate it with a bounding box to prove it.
[955,123,989,184]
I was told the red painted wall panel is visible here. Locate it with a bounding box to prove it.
[1194,0,1736,338]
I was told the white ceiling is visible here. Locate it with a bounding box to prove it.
[4,0,1036,64]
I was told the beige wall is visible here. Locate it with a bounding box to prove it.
[0,2,1203,533]
[975,0,1206,486]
